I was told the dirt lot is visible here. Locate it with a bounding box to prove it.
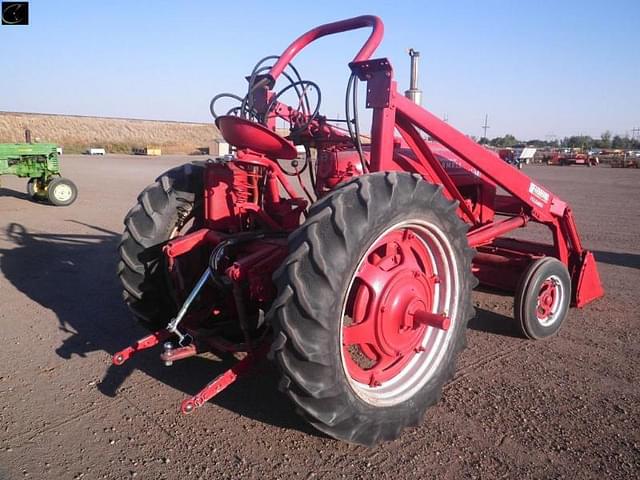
[1,156,638,479]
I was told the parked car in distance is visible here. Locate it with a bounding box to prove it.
[86,148,106,155]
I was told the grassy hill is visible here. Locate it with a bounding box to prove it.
[0,111,220,154]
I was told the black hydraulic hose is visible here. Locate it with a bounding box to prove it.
[208,232,281,289]
[266,80,321,130]
[268,58,310,114]
[345,74,367,173]
[352,76,367,172]
[242,56,310,119]
[277,155,309,176]
[210,93,246,120]
[210,54,312,124]
[282,70,309,116]
[205,229,286,348]
[306,145,317,196]
[293,162,315,205]
[345,74,355,139]
[286,62,311,114]
[208,231,288,279]
[247,66,310,121]
[241,55,280,117]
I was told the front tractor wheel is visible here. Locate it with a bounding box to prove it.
[47,177,78,206]
[270,172,476,446]
[514,257,571,340]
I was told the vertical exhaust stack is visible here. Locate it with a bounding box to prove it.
[404,48,422,106]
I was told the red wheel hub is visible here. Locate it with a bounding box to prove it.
[342,228,449,386]
[536,279,557,320]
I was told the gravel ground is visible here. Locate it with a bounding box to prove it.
[1,155,639,479]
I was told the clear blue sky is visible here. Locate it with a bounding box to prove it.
[1,0,638,139]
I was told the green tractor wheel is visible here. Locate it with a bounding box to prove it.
[46,177,78,206]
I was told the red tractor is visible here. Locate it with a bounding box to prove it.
[114,16,603,446]
[545,149,599,166]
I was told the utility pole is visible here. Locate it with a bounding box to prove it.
[481,114,490,139]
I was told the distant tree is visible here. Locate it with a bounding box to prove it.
[541,138,559,148]
[503,134,518,147]
[598,130,612,149]
[526,139,549,148]
[489,134,518,148]
[611,135,634,149]
[478,137,489,145]
[484,131,638,151]
[564,135,593,149]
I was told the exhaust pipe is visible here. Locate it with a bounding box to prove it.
[404,48,422,106]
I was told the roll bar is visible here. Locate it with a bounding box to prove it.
[268,15,384,83]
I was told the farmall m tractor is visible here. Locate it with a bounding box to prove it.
[113,16,603,446]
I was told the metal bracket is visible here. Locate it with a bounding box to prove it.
[349,58,394,108]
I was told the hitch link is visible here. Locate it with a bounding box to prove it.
[165,268,211,346]
[112,329,171,365]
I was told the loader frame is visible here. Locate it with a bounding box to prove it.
[265,15,603,307]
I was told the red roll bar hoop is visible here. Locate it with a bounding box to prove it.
[268,15,384,83]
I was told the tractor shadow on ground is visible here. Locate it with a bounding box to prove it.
[468,286,523,338]
[0,186,54,205]
[0,186,30,201]
[593,250,640,270]
[0,222,320,439]
[468,307,522,338]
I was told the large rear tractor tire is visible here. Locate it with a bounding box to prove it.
[118,162,204,330]
[269,172,476,446]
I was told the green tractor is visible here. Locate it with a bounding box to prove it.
[0,142,78,206]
